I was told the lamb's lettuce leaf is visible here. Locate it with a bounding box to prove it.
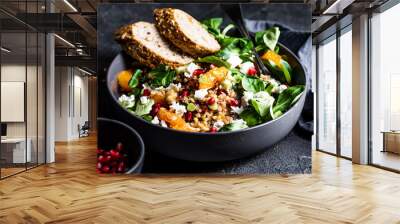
[196,56,230,68]
[148,65,176,87]
[272,85,304,117]
[241,76,266,93]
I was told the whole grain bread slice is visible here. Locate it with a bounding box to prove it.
[154,8,221,57]
[115,21,193,68]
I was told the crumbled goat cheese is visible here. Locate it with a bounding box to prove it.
[170,102,187,116]
[277,84,287,94]
[166,83,181,91]
[227,55,242,68]
[241,91,254,106]
[239,61,255,74]
[118,94,135,108]
[140,96,149,104]
[231,106,244,114]
[142,83,152,90]
[231,119,248,127]
[160,120,168,128]
[194,89,208,100]
[186,62,201,77]
[151,116,160,125]
[213,120,225,130]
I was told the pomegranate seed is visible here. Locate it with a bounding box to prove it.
[101,166,111,173]
[116,143,123,151]
[193,69,205,76]
[97,162,102,169]
[210,127,218,133]
[117,162,125,173]
[185,112,193,122]
[230,99,239,107]
[207,97,216,105]
[180,89,189,97]
[97,148,104,155]
[210,64,216,69]
[98,155,106,163]
[110,149,121,159]
[106,155,112,162]
[151,103,161,116]
[247,67,257,76]
[142,89,151,96]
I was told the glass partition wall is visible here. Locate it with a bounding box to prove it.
[316,26,353,159]
[0,2,46,179]
[370,3,400,171]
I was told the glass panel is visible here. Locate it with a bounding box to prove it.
[38,32,46,165]
[371,4,400,171]
[27,31,38,169]
[339,29,352,158]
[317,36,337,154]
[1,30,27,177]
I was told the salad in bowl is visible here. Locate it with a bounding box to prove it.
[114,8,304,133]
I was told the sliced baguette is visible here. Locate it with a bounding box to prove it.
[154,8,221,57]
[115,21,193,68]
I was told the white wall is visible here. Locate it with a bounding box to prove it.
[54,66,89,141]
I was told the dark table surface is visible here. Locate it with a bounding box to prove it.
[97,3,312,174]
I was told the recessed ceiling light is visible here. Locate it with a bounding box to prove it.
[63,0,78,12]
[54,34,75,48]
[1,47,11,53]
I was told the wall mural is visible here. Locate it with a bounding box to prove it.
[97,3,312,174]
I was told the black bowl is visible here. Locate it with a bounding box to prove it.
[97,117,145,173]
[106,44,307,162]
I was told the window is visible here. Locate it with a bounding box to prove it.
[317,36,337,154]
[370,3,400,171]
[339,28,352,158]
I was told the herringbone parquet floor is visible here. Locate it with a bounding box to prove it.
[1,135,400,224]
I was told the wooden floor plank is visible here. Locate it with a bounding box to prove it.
[0,135,400,223]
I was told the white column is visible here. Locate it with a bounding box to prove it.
[46,32,55,163]
[352,14,369,164]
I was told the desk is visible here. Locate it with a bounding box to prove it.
[382,131,400,154]
[1,138,31,163]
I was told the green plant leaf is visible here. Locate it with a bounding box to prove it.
[240,107,263,126]
[196,56,230,68]
[128,69,142,89]
[219,120,248,132]
[272,85,304,116]
[241,76,266,93]
[148,65,176,87]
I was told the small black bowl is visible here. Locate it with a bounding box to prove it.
[97,117,145,173]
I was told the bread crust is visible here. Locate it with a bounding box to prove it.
[154,8,220,57]
[115,22,193,68]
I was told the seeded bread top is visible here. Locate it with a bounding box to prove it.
[115,21,193,67]
[154,8,220,57]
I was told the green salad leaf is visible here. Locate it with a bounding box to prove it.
[128,69,142,89]
[201,18,223,37]
[148,65,176,87]
[255,27,280,52]
[241,76,266,93]
[239,107,263,126]
[219,120,248,132]
[272,85,304,117]
[196,56,231,68]
[135,98,154,116]
[250,92,275,117]
[264,58,292,85]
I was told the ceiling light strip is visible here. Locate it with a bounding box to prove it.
[63,0,78,12]
[1,47,11,53]
[54,34,75,48]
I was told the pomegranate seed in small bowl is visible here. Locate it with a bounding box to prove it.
[97,118,145,174]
